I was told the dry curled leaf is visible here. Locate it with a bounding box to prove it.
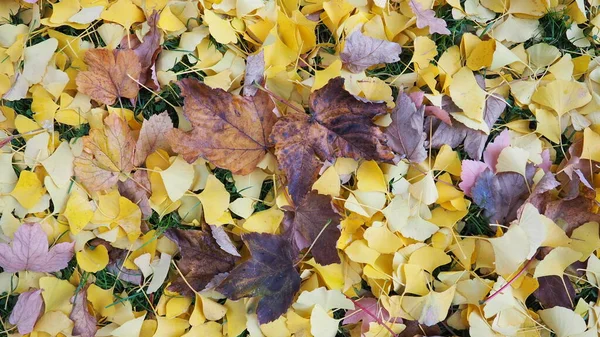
[70,285,97,337]
[216,232,301,324]
[120,11,161,90]
[166,226,239,296]
[271,77,394,203]
[169,78,277,175]
[9,289,43,335]
[283,191,342,265]
[0,223,74,273]
[74,113,135,192]
[385,91,427,163]
[340,30,402,73]
[76,48,141,105]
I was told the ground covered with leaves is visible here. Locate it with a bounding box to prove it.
[1,0,600,336]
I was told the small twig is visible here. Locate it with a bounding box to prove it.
[482,258,535,304]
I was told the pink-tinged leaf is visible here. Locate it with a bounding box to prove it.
[408,0,450,35]
[0,223,74,273]
[134,112,174,166]
[9,290,43,335]
[70,285,97,337]
[459,160,489,197]
[540,149,551,173]
[385,92,427,163]
[483,129,510,172]
[340,30,402,73]
[243,50,265,97]
[408,91,425,107]
[424,105,452,125]
[343,297,399,333]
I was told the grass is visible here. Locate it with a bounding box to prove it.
[461,204,494,237]
[528,9,579,54]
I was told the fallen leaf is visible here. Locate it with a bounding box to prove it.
[70,285,97,337]
[134,112,173,166]
[169,78,277,175]
[533,275,575,309]
[283,191,342,265]
[340,30,402,73]
[243,50,265,97]
[76,48,141,105]
[166,226,239,296]
[385,91,427,163]
[73,113,135,192]
[271,77,394,203]
[118,170,152,219]
[408,0,450,35]
[216,232,301,324]
[0,223,74,273]
[120,11,161,90]
[9,289,44,335]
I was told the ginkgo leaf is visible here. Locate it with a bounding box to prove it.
[73,113,135,192]
[76,48,141,105]
[340,30,402,73]
[169,78,277,175]
[216,232,301,324]
[9,289,43,335]
[385,91,427,163]
[408,0,450,35]
[0,223,74,273]
[531,80,591,116]
[70,285,97,337]
[167,226,239,296]
[271,77,394,203]
[283,191,342,265]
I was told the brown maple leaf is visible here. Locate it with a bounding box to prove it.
[166,226,240,297]
[283,192,342,265]
[120,11,161,90]
[168,78,277,175]
[271,77,394,203]
[134,111,173,166]
[74,113,135,192]
[76,48,141,105]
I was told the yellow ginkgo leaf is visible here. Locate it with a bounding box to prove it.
[531,80,591,116]
[111,315,146,337]
[407,246,451,273]
[408,172,438,205]
[489,225,530,276]
[10,171,45,209]
[40,276,76,315]
[88,284,116,318]
[153,317,190,337]
[539,306,586,337]
[204,10,237,44]
[242,206,284,234]
[198,175,230,225]
[313,59,342,91]
[313,166,341,197]
[568,221,600,261]
[357,160,387,193]
[495,147,529,177]
[160,156,194,202]
[581,128,600,162]
[449,67,486,121]
[534,246,583,278]
[100,0,145,29]
[64,191,93,235]
[412,36,437,69]
[402,286,456,326]
[77,244,109,272]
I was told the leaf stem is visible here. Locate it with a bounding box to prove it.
[482,258,535,304]
[348,298,398,337]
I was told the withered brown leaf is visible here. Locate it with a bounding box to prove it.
[120,11,161,90]
[74,113,135,192]
[166,226,239,297]
[169,78,277,175]
[134,111,173,166]
[283,192,342,265]
[76,49,141,105]
[271,77,394,203]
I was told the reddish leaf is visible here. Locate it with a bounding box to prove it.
[459,160,488,197]
[544,196,600,235]
[408,0,450,35]
[385,91,427,163]
[283,192,342,265]
[75,49,141,105]
[9,289,43,335]
[534,276,575,309]
[70,285,97,337]
[0,223,74,273]
[120,11,161,90]
[166,226,239,296]
[343,297,399,334]
[216,233,301,324]
[271,77,394,203]
[169,78,277,175]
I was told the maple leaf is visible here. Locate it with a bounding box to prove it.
[385,91,427,163]
[340,30,402,73]
[74,113,135,192]
[544,195,600,235]
[0,223,74,273]
[534,276,575,309]
[271,77,394,203]
[408,0,451,35]
[9,289,43,335]
[408,91,452,125]
[169,78,277,175]
[134,111,173,166]
[283,192,342,265]
[342,297,400,334]
[216,232,301,324]
[70,285,97,337]
[76,48,141,105]
[120,11,162,90]
[166,226,239,297]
